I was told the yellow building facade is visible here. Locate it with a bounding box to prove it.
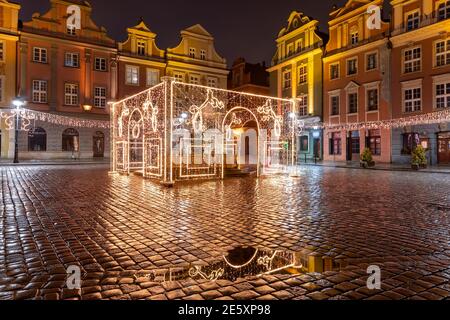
[0,0,20,159]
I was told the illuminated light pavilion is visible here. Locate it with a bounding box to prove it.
[111,77,305,185]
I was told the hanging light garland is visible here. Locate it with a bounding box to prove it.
[0,108,110,130]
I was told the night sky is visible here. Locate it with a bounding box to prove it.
[15,0,356,66]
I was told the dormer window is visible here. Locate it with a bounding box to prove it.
[295,39,303,53]
[137,40,146,56]
[438,1,450,21]
[406,11,420,31]
[67,25,76,36]
[200,49,206,60]
[287,43,294,57]
[189,48,196,58]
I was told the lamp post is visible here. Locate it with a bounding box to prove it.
[12,97,25,164]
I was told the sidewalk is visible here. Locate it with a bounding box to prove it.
[300,160,450,174]
[0,158,110,166]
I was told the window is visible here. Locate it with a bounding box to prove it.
[287,44,294,56]
[32,80,47,103]
[283,71,291,89]
[438,1,450,21]
[406,11,420,31]
[330,132,342,155]
[351,131,360,154]
[67,25,76,36]
[33,47,47,63]
[295,39,303,53]
[174,73,184,82]
[330,63,339,80]
[366,52,377,71]
[298,95,308,116]
[94,57,107,71]
[436,82,450,109]
[367,89,379,111]
[350,31,359,45]
[404,88,421,113]
[146,69,160,87]
[0,76,3,103]
[348,92,358,114]
[28,127,47,152]
[189,47,196,58]
[331,95,340,116]
[190,75,199,85]
[94,87,106,108]
[298,65,307,84]
[0,41,4,62]
[404,47,421,73]
[402,132,420,154]
[368,129,381,156]
[137,39,146,56]
[436,40,450,67]
[347,58,357,75]
[62,128,79,152]
[64,83,78,106]
[300,136,309,152]
[64,52,79,68]
[207,77,217,88]
[200,49,206,60]
[126,65,139,85]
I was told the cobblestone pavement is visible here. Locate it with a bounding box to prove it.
[1,165,450,300]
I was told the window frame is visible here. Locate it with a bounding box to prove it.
[189,74,200,85]
[33,47,48,64]
[403,46,421,74]
[368,129,382,156]
[64,52,80,68]
[330,62,340,80]
[347,91,358,114]
[137,39,147,56]
[365,51,378,71]
[189,47,196,58]
[64,83,79,106]
[403,87,422,113]
[94,57,107,72]
[330,93,340,116]
[437,0,450,21]
[146,68,160,87]
[346,57,358,76]
[125,65,140,86]
[283,70,292,89]
[298,94,308,116]
[434,39,450,68]
[207,77,217,88]
[200,49,207,60]
[405,9,420,31]
[94,86,107,108]
[32,80,48,104]
[0,41,5,62]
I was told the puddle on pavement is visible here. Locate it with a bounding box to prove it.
[134,246,339,283]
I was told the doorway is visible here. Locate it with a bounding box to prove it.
[438,132,450,165]
[93,131,105,158]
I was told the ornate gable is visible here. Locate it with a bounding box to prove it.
[330,0,372,20]
[278,11,313,38]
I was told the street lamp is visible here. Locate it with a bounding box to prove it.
[12,97,26,164]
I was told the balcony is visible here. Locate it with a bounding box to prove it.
[272,42,322,66]
[391,14,449,37]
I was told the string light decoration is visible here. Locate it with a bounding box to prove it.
[112,78,295,184]
[0,108,110,130]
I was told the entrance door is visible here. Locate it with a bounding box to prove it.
[313,138,321,160]
[438,134,450,165]
[93,131,105,158]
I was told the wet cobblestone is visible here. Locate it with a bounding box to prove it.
[1,165,450,300]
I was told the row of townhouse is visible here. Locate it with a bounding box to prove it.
[0,0,228,160]
[269,0,450,166]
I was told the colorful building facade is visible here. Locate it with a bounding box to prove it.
[267,11,326,162]
[0,0,20,159]
[390,0,450,165]
[323,0,392,163]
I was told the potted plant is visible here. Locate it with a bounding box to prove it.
[411,145,427,170]
[360,148,375,168]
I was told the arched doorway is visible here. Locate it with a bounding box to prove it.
[128,110,144,171]
[28,127,47,151]
[222,107,260,178]
[62,128,79,152]
[93,131,105,158]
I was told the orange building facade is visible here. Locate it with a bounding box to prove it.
[323,0,392,163]
[390,0,450,165]
[228,57,269,95]
[0,0,228,161]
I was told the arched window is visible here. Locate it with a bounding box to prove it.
[62,128,79,152]
[28,127,47,151]
[438,1,450,21]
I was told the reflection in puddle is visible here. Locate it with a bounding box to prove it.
[135,246,305,283]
